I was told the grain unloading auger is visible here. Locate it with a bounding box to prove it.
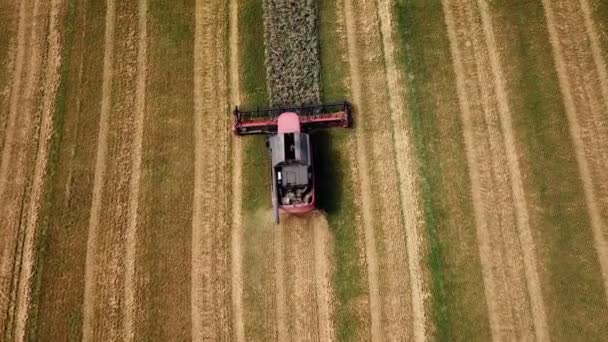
[233,102,352,223]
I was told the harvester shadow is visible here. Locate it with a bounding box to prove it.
[312,130,345,217]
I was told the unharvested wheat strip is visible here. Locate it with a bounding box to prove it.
[476,0,549,339]
[0,1,28,322]
[82,0,115,340]
[312,214,336,342]
[13,1,63,340]
[541,0,608,301]
[578,0,608,110]
[343,0,382,340]
[229,0,245,339]
[375,1,426,340]
[123,0,147,340]
[441,0,503,338]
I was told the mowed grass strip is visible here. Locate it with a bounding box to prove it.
[31,0,104,340]
[489,0,608,338]
[238,0,278,340]
[136,0,194,340]
[394,0,491,339]
[318,0,367,340]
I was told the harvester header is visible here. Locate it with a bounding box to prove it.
[233,101,351,135]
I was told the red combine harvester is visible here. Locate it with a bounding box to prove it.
[233,102,352,223]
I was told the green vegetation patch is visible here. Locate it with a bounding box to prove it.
[394,0,491,339]
[489,0,608,338]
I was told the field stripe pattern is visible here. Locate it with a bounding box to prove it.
[542,0,608,302]
[443,0,547,338]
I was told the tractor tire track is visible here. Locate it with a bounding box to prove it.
[274,220,288,341]
[0,0,45,337]
[542,0,608,301]
[229,0,245,340]
[81,0,115,339]
[123,0,147,340]
[443,0,547,339]
[12,0,64,339]
[376,1,427,339]
[192,1,231,340]
[342,0,382,339]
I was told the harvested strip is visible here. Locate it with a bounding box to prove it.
[0,0,45,336]
[476,0,549,339]
[344,0,415,340]
[0,1,29,328]
[375,0,427,339]
[542,0,608,300]
[342,0,382,339]
[229,0,245,339]
[123,0,147,339]
[192,1,231,340]
[311,213,336,342]
[12,0,64,340]
[443,0,544,338]
[274,221,288,341]
[81,0,115,339]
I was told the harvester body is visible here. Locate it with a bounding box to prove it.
[233,102,351,223]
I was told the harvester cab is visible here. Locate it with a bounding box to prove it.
[233,102,352,223]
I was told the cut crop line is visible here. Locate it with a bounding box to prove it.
[82,0,115,339]
[343,0,382,340]
[578,0,608,110]
[375,1,426,340]
[229,0,245,339]
[123,0,147,340]
[541,0,608,302]
[476,0,549,339]
[13,0,64,340]
[441,0,503,338]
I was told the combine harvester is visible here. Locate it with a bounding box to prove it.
[233,102,352,223]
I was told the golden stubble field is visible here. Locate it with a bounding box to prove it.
[0,0,607,340]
